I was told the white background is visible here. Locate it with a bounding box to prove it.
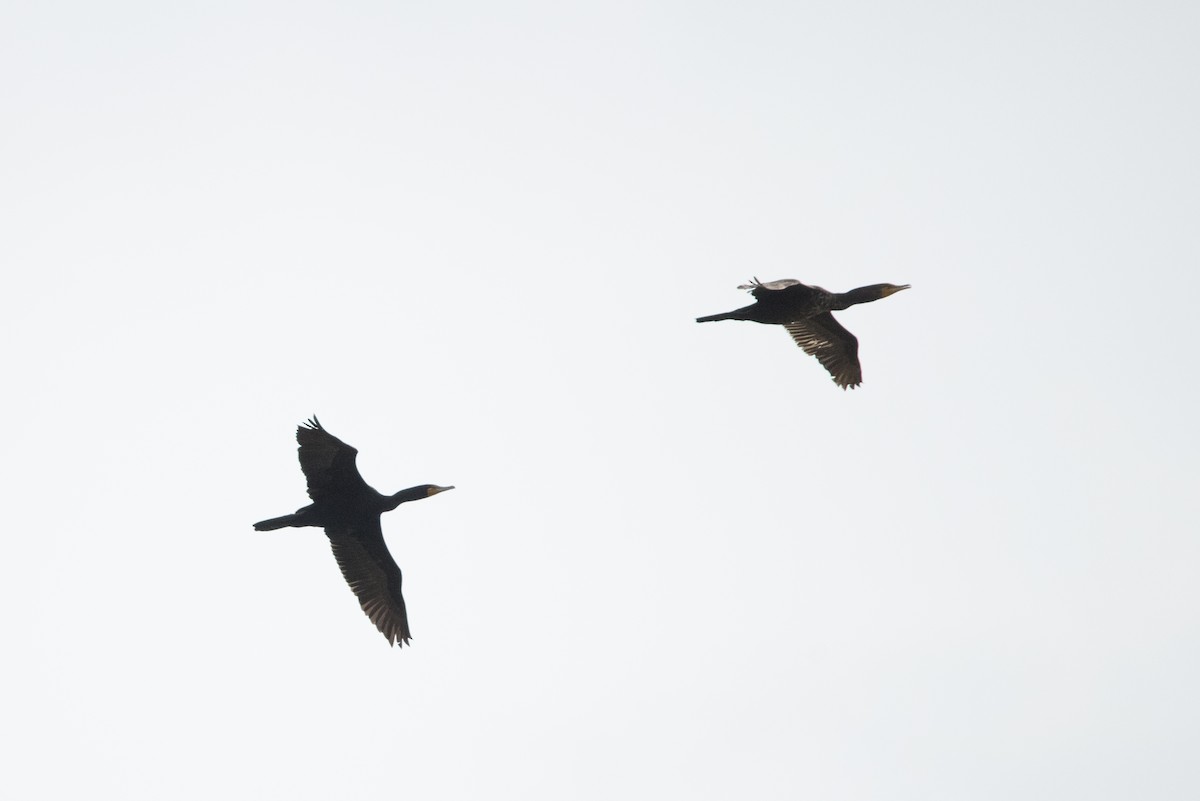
[3,2,1198,799]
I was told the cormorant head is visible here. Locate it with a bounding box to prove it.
[878,283,911,297]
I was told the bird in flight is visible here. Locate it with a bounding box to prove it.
[253,417,454,646]
[697,278,910,388]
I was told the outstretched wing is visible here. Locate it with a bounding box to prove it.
[297,417,368,501]
[327,519,412,647]
[784,312,863,389]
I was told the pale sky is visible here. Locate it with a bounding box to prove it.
[3,2,1199,799]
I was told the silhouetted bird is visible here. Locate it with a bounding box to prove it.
[253,417,454,646]
[697,278,910,388]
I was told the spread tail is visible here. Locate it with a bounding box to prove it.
[254,514,299,531]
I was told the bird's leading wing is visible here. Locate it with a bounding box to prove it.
[327,518,412,646]
[297,417,369,501]
[784,312,863,389]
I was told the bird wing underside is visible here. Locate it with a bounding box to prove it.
[784,313,863,389]
[297,417,370,501]
[327,521,412,647]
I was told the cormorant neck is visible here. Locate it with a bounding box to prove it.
[832,284,900,310]
[385,485,433,510]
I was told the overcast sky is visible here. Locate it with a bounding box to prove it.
[3,1,1199,799]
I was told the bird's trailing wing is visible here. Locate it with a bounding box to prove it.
[297,417,369,502]
[784,313,863,389]
[327,519,412,647]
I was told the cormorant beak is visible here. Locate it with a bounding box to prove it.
[427,485,455,496]
[883,284,911,297]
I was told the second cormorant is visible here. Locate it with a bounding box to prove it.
[697,278,910,388]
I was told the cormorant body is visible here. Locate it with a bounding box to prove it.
[253,417,454,646]
[697,278,910,388]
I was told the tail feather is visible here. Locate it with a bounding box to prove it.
[696,311,739,323]
[254,514,298,531]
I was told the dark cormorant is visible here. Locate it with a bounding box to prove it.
[696,278,910,389]
[253,417,454,646]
